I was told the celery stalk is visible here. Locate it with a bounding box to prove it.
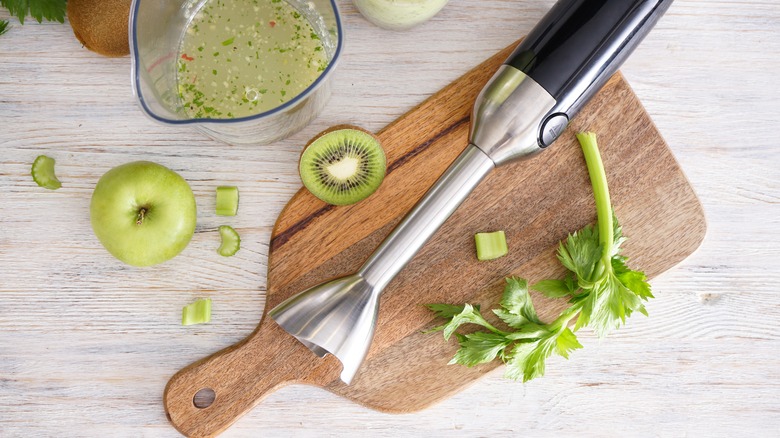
[576,132,613,277]
[474,231,508,261]
[215,186,239,216]
[217,225,241,256]
[31,155,62,190]
[182,298,212,326]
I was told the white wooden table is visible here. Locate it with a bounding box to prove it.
[2,1,779,436]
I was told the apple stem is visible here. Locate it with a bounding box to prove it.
[136,208,146,225]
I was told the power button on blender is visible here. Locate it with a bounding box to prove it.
[540,113,569,147]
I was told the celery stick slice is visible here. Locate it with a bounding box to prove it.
[217,225,240,257]
[31,155,62,190]
[216,186,239,216]
[474,231,508,261]
[182,298,212,326]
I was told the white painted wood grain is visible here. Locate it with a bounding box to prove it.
[1,0,779,436]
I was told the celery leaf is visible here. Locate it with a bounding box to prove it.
[427,132,653,383]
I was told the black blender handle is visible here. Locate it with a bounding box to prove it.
[507,0,674,145]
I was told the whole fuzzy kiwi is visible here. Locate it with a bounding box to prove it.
[67,0,131,57]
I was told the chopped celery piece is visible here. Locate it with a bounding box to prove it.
[182,298,212,326]
[216,186,239,216]
[31,155,61,190]
[218,225,240,256]
[474,231,508,261]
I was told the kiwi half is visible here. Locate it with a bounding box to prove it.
[299,126,386,206]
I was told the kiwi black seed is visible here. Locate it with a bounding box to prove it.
[299,127,386,206]
[67,0,131,57]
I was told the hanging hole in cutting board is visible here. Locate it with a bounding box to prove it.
[193,388,216,409]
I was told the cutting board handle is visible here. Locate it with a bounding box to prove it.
[163,317,339,438]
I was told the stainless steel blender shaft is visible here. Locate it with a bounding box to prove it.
[270,145,497,384]
[271,0,674,385]
[359,145,495,291]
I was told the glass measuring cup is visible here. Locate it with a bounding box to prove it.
[129,0,343,145]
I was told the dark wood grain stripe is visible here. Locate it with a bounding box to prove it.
[386,115,470,174]
[270,204,334,251]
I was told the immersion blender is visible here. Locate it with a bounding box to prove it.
[270,0,675,384]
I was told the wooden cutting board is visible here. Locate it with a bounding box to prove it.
[163,42,706,437]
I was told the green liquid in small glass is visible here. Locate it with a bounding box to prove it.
[177,0,329,119]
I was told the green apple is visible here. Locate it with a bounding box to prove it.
[90,161,197,267]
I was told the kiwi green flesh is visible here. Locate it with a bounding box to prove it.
[300,129,386,206]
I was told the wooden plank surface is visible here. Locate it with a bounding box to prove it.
[162,39,706,436]
[2,0,780,437]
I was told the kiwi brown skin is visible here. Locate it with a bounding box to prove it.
[67,0,131,57]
